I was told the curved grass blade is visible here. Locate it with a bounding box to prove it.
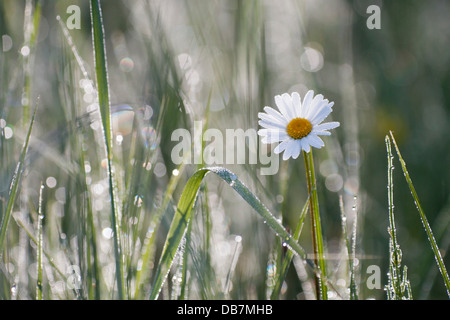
[389,131,450,298]
[149,167,338,300]
[90,0,124,299]
[0,102,38,254]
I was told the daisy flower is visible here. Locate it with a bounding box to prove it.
[258,90,339,160]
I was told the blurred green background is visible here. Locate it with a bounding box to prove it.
[0,0,449,299]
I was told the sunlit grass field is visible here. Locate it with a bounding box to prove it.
[0,0,449,300]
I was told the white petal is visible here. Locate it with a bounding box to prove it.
[291,92,302,117]
[299,90,314,118]
[275,95,294,121]
[263,107,288,124]
[313,121,340,131]
[282,139,297,160]
[310,105,332,125]
[274,139,291,154]
[258,112,286,125]
[258,119,286,130]
[291,139,302,159]
[304,94,324,119]
[259,129,289,143]
[305,134,325,149]
[282,93,296,119]
[306,99,328,121]
[300,138,310,153]
[312,130,331,136]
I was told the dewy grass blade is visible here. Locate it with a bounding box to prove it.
[385,135,411,299]
[389,131,450,297]
[0,101,38,254]
[21,0,41,128]
[339,196,358,300]
[270,197,309,300]
[149,167,339,300]
[90,0,124,299]
[134,162,187,299]
[36,183,44,300]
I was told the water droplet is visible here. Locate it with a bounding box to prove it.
[229,173,237,187]
[10,285,17,297]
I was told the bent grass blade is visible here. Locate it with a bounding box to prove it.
[389,131,450,298]
[149,167,339,300]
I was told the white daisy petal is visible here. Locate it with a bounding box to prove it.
[300,138,310,153]
[291,92,302,117]
[258,107,288,125]
[258,112,286,126]
[304,94,324,119]
[283,139,297,160]
[306,99,328,121]
[258,128,276,136]
[305,134,325,148]
[274,139,291,154]
[259,129,289,143]
[281,93,296,119]
[263,106,287,124]
[299,90,314,118]
[291,140,302,159]
[312,130,331,136]
[258,119,286,130]
[313,121,340,131]
[310,105,333,125]
[275,95,294,121]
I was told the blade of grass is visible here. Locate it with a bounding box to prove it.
[133,162,187,299]
[36,183,44,300]
[0,100,38,254]
[385,135,412,299]
[270,196,309,300]
[339,195,358,300]
[389,131,450,297]
[149,167,340,300]
[90,0,124,299]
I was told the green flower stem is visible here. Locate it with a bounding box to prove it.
[303,150,328,300]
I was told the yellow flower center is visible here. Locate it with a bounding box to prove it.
[286,118,312,140]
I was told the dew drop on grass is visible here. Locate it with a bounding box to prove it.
[10,285,17,298]
[229,173,237,187]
